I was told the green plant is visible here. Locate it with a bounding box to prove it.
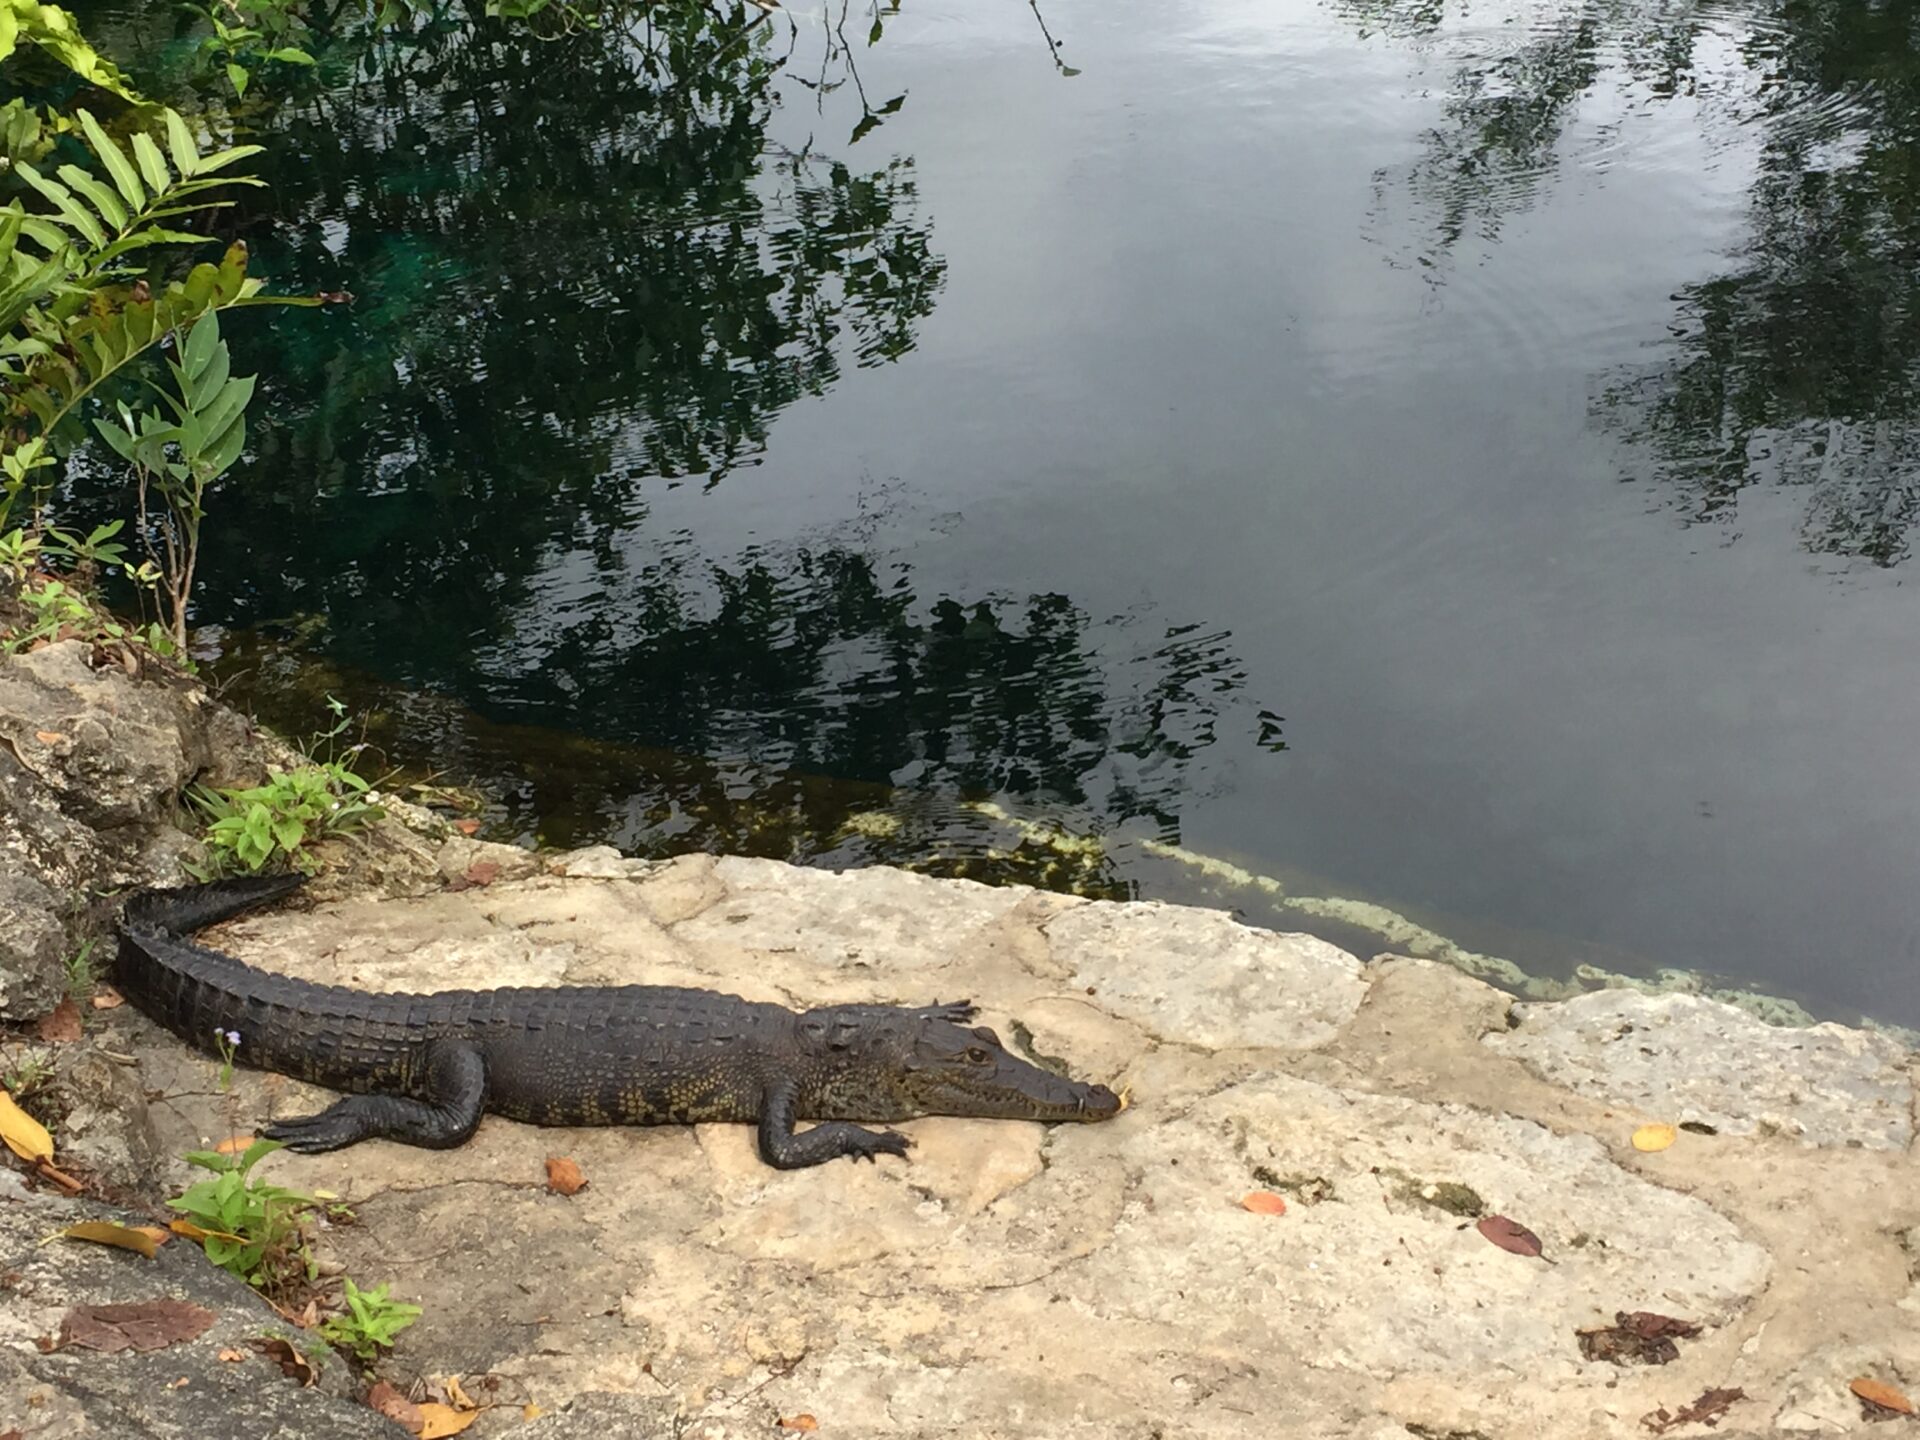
[318,1279,421,1362]
[95,311,255,647]
[0,1044,54,1100]
[63,937,95,1002]
[167,1136,315,1289]
[0,0,143,101]
[1,572,184,660]
[0,525,43,580]
[189,760,384,874]
[44,518,129,570]
[182,0,314,100]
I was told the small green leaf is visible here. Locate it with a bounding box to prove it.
[164,110,199,178]
[131,132,171,195]
[226,62,249,99]
[54,164,128,232]
[76,110,146,212]
[182,311,220,382]
[264,47,313,63]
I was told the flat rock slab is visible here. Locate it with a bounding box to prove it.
[1486,990,1914,1149]
[61,858,1920,1438]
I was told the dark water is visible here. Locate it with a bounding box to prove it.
[62,0,1920,1022]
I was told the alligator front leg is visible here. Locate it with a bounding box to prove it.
[756,1078,910,1170]
[262,1042,488,1153]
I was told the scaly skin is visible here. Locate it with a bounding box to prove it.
[118,877,1123,1169]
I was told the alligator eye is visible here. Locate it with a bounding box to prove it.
[965,1047,990,1064]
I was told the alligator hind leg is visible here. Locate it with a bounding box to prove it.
[262,1042,487,1153]
[912,999,977,1024]
[756,1079,910,1170]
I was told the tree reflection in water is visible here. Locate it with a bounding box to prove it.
[1349,0,1920,564]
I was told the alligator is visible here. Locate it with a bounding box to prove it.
[117,875,1124,1169]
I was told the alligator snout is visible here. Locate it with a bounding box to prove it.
[1077,1082,1123,1121]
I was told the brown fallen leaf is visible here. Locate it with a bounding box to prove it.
[1579,1312,1701,1366]
[778,1418,820,1433]
[1239,1190,1287,1216]
[1476,1215,1544,1258]
[1642,1386,1747,1434]
[1852,1377,1917,1416]
[0,1091,54,1165]
[453,819,483,836]
[90,985,125,1010]
[34,998,82,1043]
[417,1403,483,1439]
[218,1347,247,1362]
[34,730,66,745]
[522,1405,545,1421]
[252,1336,318,1387]
[545,1156,587,1196]
[60,1220,170,1258]
[214,1134,258,1155]
[54,1300,216,1353]
[440,1375,477,1411]
[464,861,501,887]
[34,1160,83,1193]
[368,1380,425,1434]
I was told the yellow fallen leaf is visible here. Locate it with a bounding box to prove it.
[0,1088,53,1164]
[60,1221,169,1258]
[441,1375,476,1411]
[1632,1123,1678,1153]
[91,985,125,1010]
[522,1404,544,1420]
[416,1402,483,1438]
[214,1134,258,1155]
[1115,1084,1133,1113]
[777,1418,820,1434]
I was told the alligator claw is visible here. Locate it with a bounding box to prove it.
[261,1114,362,1154]
[848,1128,912,1163]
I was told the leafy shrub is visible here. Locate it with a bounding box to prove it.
[318,1279,422,1361]
[190,762,384,874]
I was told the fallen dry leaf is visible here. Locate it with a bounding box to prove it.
[214,1134,258,1155]
[34,730,66,745]
[34,1160,82,1192]
[1579,1312,1701,1366]
[545,1156,587,1196]
[90,985,125,1010]
[34,997,82,1043]
[417,1403,482,1438]
[465,861,502,887]
[252,1336,318,1387]
[218,1347,247,1362]
[368,1380,425,1434]
[60,1220,170,1258]
[168,1217,247,1247]
[453,819,482,836]
[1239,1190,1287,1216]
[54,1300,215,1354]
[1643,1386,1746,1433]
[1476,1215,1544,1258]
[522,1405,544,1420]
[0,1090,54,1164]
[778,1417,821,1433]
[1632,1123,1678,1153]
[1852,1377,1916,1416]
[440,1375,477,1411]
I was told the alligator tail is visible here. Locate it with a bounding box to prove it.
[123,874,307,938]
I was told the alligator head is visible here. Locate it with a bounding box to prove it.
[800,1001,1124,1123]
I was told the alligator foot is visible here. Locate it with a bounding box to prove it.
[756,1077,912,1169]
[914,999,978,1024]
